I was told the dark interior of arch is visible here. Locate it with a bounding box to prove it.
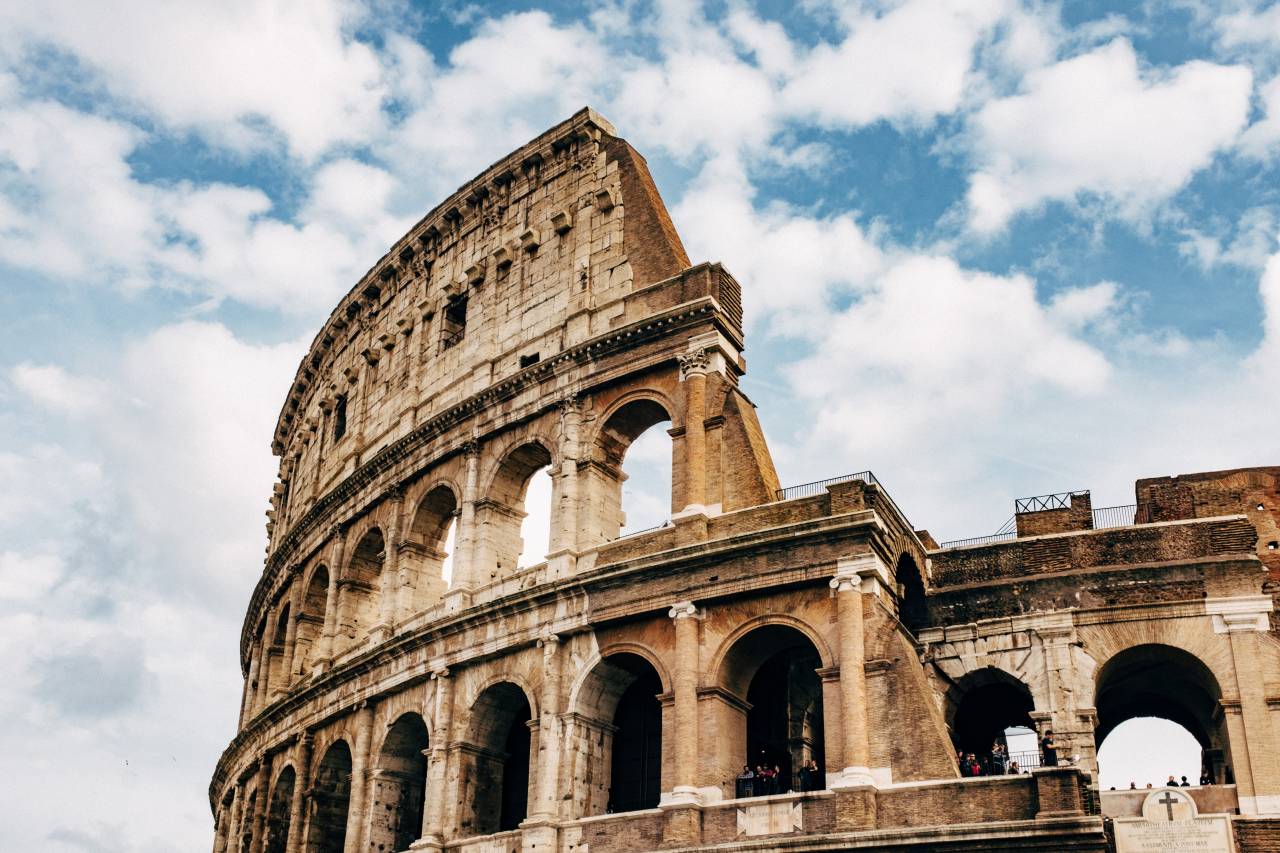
[949,668,1035,755]
[466,682,533,836]
[272,604,290,646]
[734,626,825,793]
[896,555,929,633]
[411,485,458,548]
[308,741,352,853]
[349,529,386,584]
[1095,644,1224,778]
[369,713,430,853]
[606,653,663,813]
[263,766,294,853]
[303,567,328,615]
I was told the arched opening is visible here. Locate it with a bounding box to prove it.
[719,624,826,796]
[895,555,928,634]
[591,399,674,543]
[572,652,665,817]
[307,740,352,853]
[263,765,294,853]
[1095,644,1227,788]
[238,783,259,852]
[369,713,430,853]
[947,668,1035,775]
[1097,718,1204,790]
[476,442,554,583]
[403,485,459,612]
[339,528,384,648]
[295,566,328,674]
[267,602,290,694]
[461,682,534,837]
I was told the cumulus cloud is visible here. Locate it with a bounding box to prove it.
[1239,75,1280,160]
[1,0,387,159]
[11,363,108,415]
[965,39,1252,232]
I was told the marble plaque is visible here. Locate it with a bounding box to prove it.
[735,800,803,836]
[1113,788,1235,853]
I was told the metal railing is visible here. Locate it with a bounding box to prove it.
[1015,490,1087,513]
[938,531,1017,549]
[776,470,879,501]
[1091,503,1137,530]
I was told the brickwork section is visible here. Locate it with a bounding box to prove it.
[1237,818,1280,853]
[877,777,1036,827]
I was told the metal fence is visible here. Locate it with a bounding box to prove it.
[775,471,879,501]
[938,531,1017,549]
[1091,503,1137,530]
[1014,490,1087,513]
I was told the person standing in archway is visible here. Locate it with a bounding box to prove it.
[1039,730,1058,767]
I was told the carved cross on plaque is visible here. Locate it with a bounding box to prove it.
[1157,791,1179,821]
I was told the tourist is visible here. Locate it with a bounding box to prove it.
[753,766,766,797]
[1129,782,1137,790]
[736,765,755,799]
[772,765,783,794]
[1166,775,1178,788]
[1180,776,1191,787]
[990,743,1007,775]
[1008,761,1021,774]
[1200,772,1212,786]
[967,753,982,777]
[1039,730,1058,767]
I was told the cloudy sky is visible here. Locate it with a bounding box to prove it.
[2,0,1279,849]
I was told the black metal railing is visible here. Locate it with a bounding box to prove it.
[1091,504,1137,530]
[1015,490,1087,513]
[938,531,1017,549]
[1008,750,1043,772]
[776,471,879,501]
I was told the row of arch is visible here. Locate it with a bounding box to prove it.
[220,620,832,853]
[946,643,1233,785]
[243,397,678,721]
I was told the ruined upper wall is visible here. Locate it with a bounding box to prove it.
[267,108,696,543]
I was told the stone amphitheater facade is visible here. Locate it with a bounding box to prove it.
[211,109,1280,853]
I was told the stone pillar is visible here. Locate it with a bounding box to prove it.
[677,350,709,514]
[315,526,345,671]
[446,442,481,608]
[285,733,312,853]
[225,784,244,853]
[281,578,304,688]
[830,568,872,789]
[343,701,376,853]
[413,668,454,852]
[547,395,582,578]
[256,644,277,711]
[1217,599,1280,815]
[212,802,230,853]
[667,600,702,801]
[250,759,273,853]
[373,488,404,641]
[532,631,563,819]
[240,648,261,728]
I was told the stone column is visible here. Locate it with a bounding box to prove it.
[668,600,702,802]
[413,668,454,851]
[315,526,345,671]
[240,648,261,728]
[256,642,276,712]
[374,488,404,641]
[532,631,563,819]
[547,395,581,578]
[281,575,304,687]
[445,442,481,608]
[212,802,230,853]
[285,733,312,853]
[1216,598,1280,815]
[225,784,244,853]
[677,350,709,514]
[830,570,872,788]
[343,701,376,853]
[249,760,271,853]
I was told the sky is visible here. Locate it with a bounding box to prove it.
[1,0,1278,849]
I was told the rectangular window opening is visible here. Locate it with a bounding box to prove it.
[441,296,467,349]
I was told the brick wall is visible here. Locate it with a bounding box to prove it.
[1236,818,1280,853]
[578,811,663,853]
[877,776,1037,827]
[1016,493,1093,537]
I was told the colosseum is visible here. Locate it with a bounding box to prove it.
[211,109,1280,853]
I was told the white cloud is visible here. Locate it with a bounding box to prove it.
[11,363,108,415]
[2,0,387,159]
[784,0,1008,129]
[1239,75,1280,160]
[965,39,1252,232]
[1179,206,1278,271]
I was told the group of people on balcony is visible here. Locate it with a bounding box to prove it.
[734,758,823,798]
[957,730,1059,778]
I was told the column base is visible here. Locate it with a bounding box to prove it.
[442,587,473,614]
[408,836,443,853]
[519,818,559,853]
[661,785,705,807]
[828,766,877,790]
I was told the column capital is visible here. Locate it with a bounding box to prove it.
[430,667,450,680]
[537,628,561,649]
[1206,595,1273,633]
[461,438,481,458]
[668,600,701,620]
[677,348,712,380]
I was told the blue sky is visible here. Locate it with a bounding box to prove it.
[1,1,1279,850]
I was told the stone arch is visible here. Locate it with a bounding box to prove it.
[368,712,431,853]
[307,739,352,853]
[459,680,536,837]
[894,553,929,634]
[1092,643,1229,784]
[402,482,461,612]
[583,394,676,544]
[337,526,385,649]
[945,666,1037,765]
[294,564,328,675]
[709,614,835,691]
[569,650,667,817]
[474,439,556,584]
[712,620,829,796]
[569,641,673,703]
[263,763,294,853]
